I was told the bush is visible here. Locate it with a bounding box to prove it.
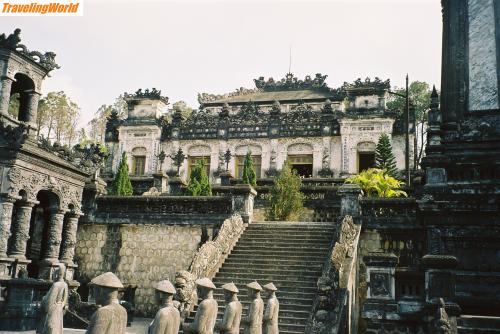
[111,152,133,196]
[265,161,304,221]
[346,168,407,198]
[187,161,212,196]
[242,151,257,187]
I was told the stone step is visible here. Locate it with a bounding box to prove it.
[213,292,316,303]
[211,299,313,312]
[242,230,334,237]
[221,262,324,271]
[223,258,326,266]
[219,266,321,280]
[213,277,318,289]
[231,248,329,256]
[238,238,331,247]
[227,252,327,261]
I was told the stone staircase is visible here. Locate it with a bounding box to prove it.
[184,221,336,334]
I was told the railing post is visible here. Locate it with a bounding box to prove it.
[169,176,187,196]
[229,184,256,224]
[338,184,362,218]
[153,171,168,193]
[421,255,461,333]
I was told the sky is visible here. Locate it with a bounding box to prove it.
[0,0,442,126]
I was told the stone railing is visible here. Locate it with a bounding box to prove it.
[306,215,361,334]
[88,195,233,225]
[359,197,417,228]
[173,214,246,318]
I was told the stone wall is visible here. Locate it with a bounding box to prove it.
[75,223,203,316]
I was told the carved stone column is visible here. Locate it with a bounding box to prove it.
[59,211,81,281]
[19,89,41,128]
[8,200,37,278]
[0,195,18,278]
[8,201,36,260]
[0,76,14,116]
[38,209,66,280]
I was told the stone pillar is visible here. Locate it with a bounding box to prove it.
[59,211,81,281]
[229,184,257,224]
[169,176,187,196]
[153,171,168,193]
[338,183,361,218]
[38,209,65,280]
[19,90,41,128]
[8,201,37,278]
[422,255,458,304]
[8,201,37,260]
[364,253,398,300]
[0,76,14,116]
[0,195,18,278]
[219,171,233,186]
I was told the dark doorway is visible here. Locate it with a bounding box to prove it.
[292,164,313,178]
[358,152,375,172]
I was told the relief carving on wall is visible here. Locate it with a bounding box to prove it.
[7,167,83,211]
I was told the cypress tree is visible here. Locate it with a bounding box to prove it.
[374,134,398,177]
[241,151,257,187]
[265,161,304,221]
[187,160,212,196]
[112,152,133,196]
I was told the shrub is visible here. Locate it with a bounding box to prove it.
[111,152,133,196]
[346,168,407,198]
[266,161,304,221]
[187,160,212,196]
[242,151,257,187]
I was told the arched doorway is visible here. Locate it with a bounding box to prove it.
[8,73,36,122]
[26,190,59,278]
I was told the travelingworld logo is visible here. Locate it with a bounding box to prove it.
[1,0,83,16]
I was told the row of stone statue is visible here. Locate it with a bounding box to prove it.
[38,264,279,334]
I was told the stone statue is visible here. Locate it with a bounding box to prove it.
[242,281,264,334]
[262,283,279,334]
[39,263,68,334]
[183,277,218,334]
[215,282,242,334]
[174,270,197,319]
[433,298,452,334]
[86,272,127,334]
[149,280,181,334]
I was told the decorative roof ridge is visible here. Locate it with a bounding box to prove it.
[254,72,329,92]
[124,88,169,103]
[343,77,390,91]
[0,28,60,72]
[198,87,261,104]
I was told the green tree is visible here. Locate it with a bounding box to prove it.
[111,152,133,196]
[172,100,194,119]
[374,134,398,177]
[346,168,407,198]
[242,151,257,186]
[7,93,20,117]
[386,81,432,168]
[187,161,212,196]
[266,161,304,221]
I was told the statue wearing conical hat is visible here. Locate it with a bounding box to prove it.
[40,264,68,334]
[148,280,181,334]
[183,277,218,334]
[262,283,279,334]
[216,282,242,334]
[242,281,264,334]
[86,272,127,334]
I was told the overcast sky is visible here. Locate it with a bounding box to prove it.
[1,0,442,125]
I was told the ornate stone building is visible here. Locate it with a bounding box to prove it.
[0,29,103,282]
[105,74,413,191]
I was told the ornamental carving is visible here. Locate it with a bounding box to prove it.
[197,87,260,104]
[343,77,390,91]
[0,119,29,148]
[284,102,320,124]
[233,101,266,124]
[331,215,360,270]
[254,73,329,92]
[123,88,168,103]
[183,108,218,128]
[188,214,244,279]
[7,167,83,211]
[0,29,60,72]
